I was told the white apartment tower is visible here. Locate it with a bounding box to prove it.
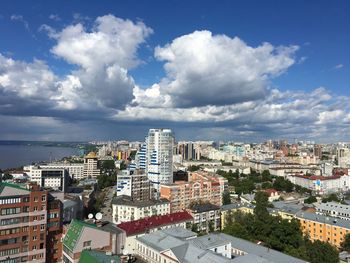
[145,129,174,198]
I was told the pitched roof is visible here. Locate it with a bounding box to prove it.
[117,211,193,236]
[0,182,30,197]
[63,219,98,251]
[78,250,121,263]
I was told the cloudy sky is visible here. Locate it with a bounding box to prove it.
[0,0,349,142]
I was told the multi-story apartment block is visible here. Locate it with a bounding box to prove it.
[188,203,221,232]
[145,129,174,197]
[296,211,350,248]
[116,170,150,201]
[112,195,170,224]
[83,152,100,178]
[160,171,228,213]
[0,182,63,263]
[24,165,68,192]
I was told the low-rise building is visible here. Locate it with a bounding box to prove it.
[26,166,68,192]
[112,195,170,224]
[221,203,254,229]
[316,201,350,220]
[188,203,221,232]
[41,163,84,180]
[117,211,193,254]
[296,211,350,248]
[264,188,280,202]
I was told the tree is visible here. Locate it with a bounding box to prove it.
[306,240,339,263]
[188,165,201,172]
[304,196,317,204]
[261,170,271,182]
[222,191,231,205]
[254,191,269,219]
[342,233,350,252]
[261,181,273,189]
[322,193,340,203]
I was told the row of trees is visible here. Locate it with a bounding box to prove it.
[223,192,339,263]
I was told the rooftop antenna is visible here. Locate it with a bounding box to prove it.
[88,213,94,219]
[95,212,103,221]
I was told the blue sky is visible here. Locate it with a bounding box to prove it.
[0,0,349,142]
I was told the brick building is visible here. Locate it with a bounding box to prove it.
[0,182,63,263]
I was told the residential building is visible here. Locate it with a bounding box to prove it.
[221,203,254,229]
[116,170,150,201]
[62,220,111,263]
[296,211,350,248]
[188,203,221,232]
[316,201,350,220]
[112,195,170,224]
[0,182,63,263]
[25,165,68,192]
[160,171,227,213]
[145,129,174,198]
[116,211,193,254]
[83,152,100,178]
[263,188,280,202]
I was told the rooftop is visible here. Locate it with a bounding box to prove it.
[63,219,98,251]
[112,195,169,207]
[296,211,350,229]
[316,201,350,215]
[0,182,30,197]
[117,211,193,236]
[189,203,220,213]
[78,250,121,263]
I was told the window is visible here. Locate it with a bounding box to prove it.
[40,225,45,231]
[41,195,46,202]
[33,235,37,241]
[34,197,38,202]
[83,241,91,248]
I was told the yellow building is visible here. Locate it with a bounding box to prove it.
[296,211,350,248]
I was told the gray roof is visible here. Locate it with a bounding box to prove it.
[136,230,234,263]
[112,195,169,207]
[296,211,350,229]
[316,201,350,215]
[231,254,272,263]
[101,222,124,234]
[217,233,307,263]
[161,226,197,240]
[190,203,220,213]
[189,233,231,250]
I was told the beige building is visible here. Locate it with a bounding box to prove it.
[83,152,100,178]
[160,172,227,213]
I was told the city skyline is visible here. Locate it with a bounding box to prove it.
[0,0,349,142]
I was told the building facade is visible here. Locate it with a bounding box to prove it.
[0,182,63,263]
[116,170,150,201]
[83,152,100,178]
[160,172,227,213]
[145,129,174,198]
[112,195,170,224]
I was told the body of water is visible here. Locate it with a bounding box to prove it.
[0,145,80,169]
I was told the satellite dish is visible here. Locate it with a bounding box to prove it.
[123,250,129,256]
[88,213,93,219]
[95,212,103,220]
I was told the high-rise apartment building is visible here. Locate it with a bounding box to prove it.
[26,166,68,192]
[0,182,63,263]
[83,152,100,178]
[145,129,174,197]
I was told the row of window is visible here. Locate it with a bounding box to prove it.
[0,198,21,205]
[0,248,19,257]
[1,207,21,215]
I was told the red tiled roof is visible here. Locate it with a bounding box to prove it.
[264,188,278,195]
[116,211,193,236]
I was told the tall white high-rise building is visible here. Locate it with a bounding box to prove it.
[145,129,174,197]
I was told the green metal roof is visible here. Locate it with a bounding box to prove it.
[78,250,121,263]
[0,182,30,194]
[63,219,97,251]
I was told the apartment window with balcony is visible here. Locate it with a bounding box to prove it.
[1,207,20,215]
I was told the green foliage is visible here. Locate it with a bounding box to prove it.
[305,239,339,263]
[254,191,269,219]
[129,150,137,159]
[261,170,272,182]
[322,193,340,203]
[261,181,273,189]
[222,191,339,262]
[1,173,13,180]
[188,165,201,172]
[97,174,117,189]
[341,233,350,252]
[222,191,231,205]
[304,196,317,204]
[273,177,294,192]
[100,160,116,170]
